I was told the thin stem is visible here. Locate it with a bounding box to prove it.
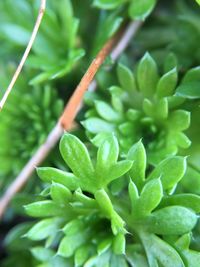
[0,0,46,111]
[60,32,119,129]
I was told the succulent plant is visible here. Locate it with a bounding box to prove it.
[82,53,194,165]
[23,133,200,266]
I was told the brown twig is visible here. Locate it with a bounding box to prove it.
[0,21,141,219]
[0,0,46,111]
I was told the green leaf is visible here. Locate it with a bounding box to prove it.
[176,82,200,99]
[26,218,60,241]
[141,233,184,267]
[175,234,200,267]
[137,52,158,97]
[98,238,112,255]
[182,66,200,83]
[75,245,90,266]
[82,118,115,134]
[129,181,139,212]
[127,140,146,189]
[196,0,200,5]
[24,200,61,218]
[181,166,200,195]
[58,232,86,258]
[109,86,124,113]
[31,247,54,262]
[142,99,153,117]
[136,179,163,217]
[164,53,178,73]
[129,0,156,20]
[175,132,191,149]
[108,160,133,183]
[126,244,149,267]
[113,233,126,254]
[62,219,84,235]
[160,194,200,213]
[96,134,119,171]
[50,182,72,205]
[95,189,115,217]
[60,134,95,191]
[147,156,187,192]
[117,63,136,92]
[156,68,178,98]
[147,206,197,235]
[95,189,125,234]
[95,101,121,122]
[93,0,124,9]
[169,110,190,131]
[156,98,168,119]
[37,167,79,190]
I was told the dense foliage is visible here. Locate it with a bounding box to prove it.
[0,0,200,266]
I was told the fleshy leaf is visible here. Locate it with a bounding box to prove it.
[117,63,136,92]
[147,156,187,192]
[24,201,62,218]
[37,167,79,190]
[156,68,178,98]
[147,206,197,235]
[137,52,158,97]
[127,140,146,189]
[129,0,156,20]
[136,179,163,217]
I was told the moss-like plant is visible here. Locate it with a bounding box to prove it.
[0,65,63,189]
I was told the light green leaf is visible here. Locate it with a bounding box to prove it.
[58,232,86,258]
[95,101,121,122]
[160,194,200,213]
[176,82,200,99]
[50,182,72,205]
[141,233,184,267]
[24,201,61,218]
[82,118,115,134]
[169,110,190,131]
[60,134,95,191]
[37,167,79,190]
[137,52,158,97]
[117,63,136,91]
[127,140,146,189]
[26,218,60,241]
[93,0,124,9]
[129,181,139,212]
[156,68,178,98]
[96,134,119,171]
[31,247,54,262]
[113,233,126,254]
[75,245,90,266]
[136,179,163,217]
[147,206,197,235]
[97,238,112,255]
[108,160,133,183]
[147,156,187,192]
[129,0,156,20]
[62,219,84,235]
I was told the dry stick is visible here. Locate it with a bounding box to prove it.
[0,21,141,219]
[0,0,46,111]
